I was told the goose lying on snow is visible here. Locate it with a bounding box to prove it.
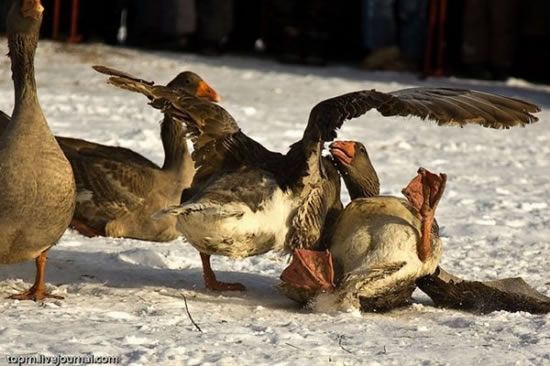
[98,70,540,291]
[281,140,446,311]
[0,67,220,242]
[280,140,550,314]
[0,0,76,301]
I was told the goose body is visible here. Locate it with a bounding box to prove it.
[0,0,76,300]
[325,195,442,311]
[281,141,549,314]
[173,168,297,258]
[280,140,445,312]
[65,115,192,242]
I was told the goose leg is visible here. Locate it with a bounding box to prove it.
[418,168,447,262]
[200,253,246,291]
[8,250,63,301]
[280,249,335,292]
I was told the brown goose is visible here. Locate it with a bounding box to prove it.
[0,68,220,241]
[96,72,539,291]
[0,0,76,301]
[281,140,549,314]
[64,67,220,241]
[281,140,446,311]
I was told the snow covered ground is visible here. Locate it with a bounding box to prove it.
[0,40,549,365]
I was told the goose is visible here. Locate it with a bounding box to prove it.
[96,71,539,291]
[281,140,446,311]
[65,67,220,241]
[281,141,549,314]
[1,67,221,241]
[0,0,76,301]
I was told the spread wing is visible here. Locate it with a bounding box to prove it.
[95,66,281,184]
[286,87,540,250]
[302,87,540,147]
[417,267,550,314]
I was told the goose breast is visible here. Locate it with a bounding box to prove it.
[177,168,298,258]
[329,196,442,293]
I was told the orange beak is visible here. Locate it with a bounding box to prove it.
[22,0,44,19]
[329,140,356,165]
[196,80,221,102]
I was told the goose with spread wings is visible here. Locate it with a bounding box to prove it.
[96,69,540,291]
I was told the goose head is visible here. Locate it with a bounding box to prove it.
[329,140,380,200]
[167,71,221,102]
[7,0,43,34]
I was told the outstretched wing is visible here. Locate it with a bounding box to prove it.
[417,267,550,314]
[303,87,540,146]
[286,88,540,251]
[93,65,155,85]
[95,66,280,183]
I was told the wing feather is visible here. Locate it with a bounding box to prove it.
[68,151,156,222]
[94,66,279,183]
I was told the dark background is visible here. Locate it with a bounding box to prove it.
[1,0,549,83]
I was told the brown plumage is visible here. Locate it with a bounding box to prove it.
[66,67,220,241]
[98,68,540,291]
[417,268,550,314]
[1,68,220,241]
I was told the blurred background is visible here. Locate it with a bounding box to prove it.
[1,0,549,83]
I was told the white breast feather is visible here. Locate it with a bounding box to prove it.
[178,185,297,257]
[222,188,295,251]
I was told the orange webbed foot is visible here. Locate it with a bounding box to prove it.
[204,278,246,292]
[8,286,63,301]
[402,168,447,262]
[200,253,246,292]
[280,249,335,292]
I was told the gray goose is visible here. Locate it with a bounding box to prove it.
[96,72,539,292]
[282,140,549,314]
[0,67,220,241]
[0,0,76,301]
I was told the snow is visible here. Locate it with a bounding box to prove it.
[0,40,549,365]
